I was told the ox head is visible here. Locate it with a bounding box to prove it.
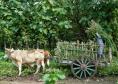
[44,50,51,59]
[4,48,14,58]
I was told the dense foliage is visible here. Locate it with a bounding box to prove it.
[69,0,118,41]
[0,0,71,49]
[0,0,118,51]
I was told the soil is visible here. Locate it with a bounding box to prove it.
[0,75,118,84]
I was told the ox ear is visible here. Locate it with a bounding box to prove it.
[5,48,9,51]
[11,48,14,52]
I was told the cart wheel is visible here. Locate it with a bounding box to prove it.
[71,58,97,79]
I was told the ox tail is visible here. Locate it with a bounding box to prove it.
[44,53,52,66]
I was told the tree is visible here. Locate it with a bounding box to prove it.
[0,0,71,49]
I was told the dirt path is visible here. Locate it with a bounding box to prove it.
[58,77,117,84]
[0,76,117,84]
[0,80,41,84]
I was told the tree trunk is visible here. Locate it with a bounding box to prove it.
[36,42,39,49]
[4,40,6,49]
[109,47,112,63]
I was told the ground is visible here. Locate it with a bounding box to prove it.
[0,76,117,84]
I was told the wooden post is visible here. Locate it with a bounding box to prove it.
[82,42,83,50]
[4,40,6,49]
[77,40,79,57]
[109,47,112,63]
[36,42,39,49]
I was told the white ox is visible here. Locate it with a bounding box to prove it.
[5,48,45,76]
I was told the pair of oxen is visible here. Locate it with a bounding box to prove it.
[5,48,50,76]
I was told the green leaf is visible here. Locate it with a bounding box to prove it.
[58,74,65,80]
[43,29,48,35]
[48,0,54,6]
[43,74,50,81]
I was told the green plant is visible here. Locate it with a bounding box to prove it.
[0,61,38,77]
[0,52,4,57]
[0,61,17,77]
[98,57,118,76]
[0,0,71,49]
[43,68,65,84]
[0,51,10,61]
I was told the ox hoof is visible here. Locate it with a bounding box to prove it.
[18,74,21,76]
[34,72,38,75]
[37,79,43,82]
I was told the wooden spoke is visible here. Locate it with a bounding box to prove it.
[81,58,84,63]
[79,71,83,79]
[73,62,80,66]
[71,58,97,79]
[87,64,95,68]
[86,61,90,65]
[86,69,91,76]
[76,60,82,64]
[73,67,80,70]
[75,69,81,75]
[84,58,88,64]
[87,67,95,72]
[84,70,87,78]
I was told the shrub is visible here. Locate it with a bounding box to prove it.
[0,61,17,77]
[0,51,5,60]
[0,61,37,77]
[0,52,4,57]
[43,68,65,84]
[98,57,118,76]
[47,58,71,76]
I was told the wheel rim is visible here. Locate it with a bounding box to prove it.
[71,58,97,79]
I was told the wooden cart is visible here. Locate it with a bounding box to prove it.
[54,41,112,79]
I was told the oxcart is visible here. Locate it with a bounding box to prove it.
[54,40,112,79]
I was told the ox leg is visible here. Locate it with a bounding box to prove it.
[47,59,50,66]
[34,61,41,74]
[30,64,35,67]
[41,60,45,72]
[12,61,18,67]
[17,62,22,76]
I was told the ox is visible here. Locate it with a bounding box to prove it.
[5,48,45,76]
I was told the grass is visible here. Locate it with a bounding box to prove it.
[98,57,118,76]
[0,61,17,77]
[0,61,37,77]
[0,51,36,77]
[0,51,17,77]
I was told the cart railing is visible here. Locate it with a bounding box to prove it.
[55,40,111,64]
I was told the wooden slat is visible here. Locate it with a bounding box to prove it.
[55,41,109,62]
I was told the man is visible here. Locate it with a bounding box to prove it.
[96,32,104,58]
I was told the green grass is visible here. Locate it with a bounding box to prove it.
[0,60,36,77]
[0,61,17,77]
[0,51,17,77]
[0,52,4,56]
[0,51,4,57]
[98,57,118,76]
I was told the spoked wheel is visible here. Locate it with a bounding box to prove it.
[71,58,97,79]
